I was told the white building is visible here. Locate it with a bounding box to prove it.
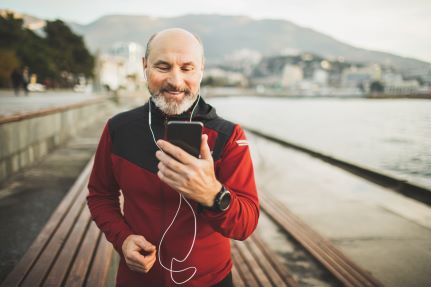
[282,65,303,88]
[341,64,381,88]
[313,69,329,86]
[97,42,145,91]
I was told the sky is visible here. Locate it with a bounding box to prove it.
[2,0,431,63]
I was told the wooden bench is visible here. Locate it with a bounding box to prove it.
[231,233,297,287]
[259,192,384,287]
[2,156,297,287]
[1,157,114,287]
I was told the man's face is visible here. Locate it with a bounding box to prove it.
[144,30,204,115]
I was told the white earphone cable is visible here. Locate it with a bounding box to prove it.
[148,94,201,284]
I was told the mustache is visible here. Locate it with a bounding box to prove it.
[160,83,190,94]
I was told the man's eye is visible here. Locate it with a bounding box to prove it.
[157,66,170,71]
[182,67,194,71]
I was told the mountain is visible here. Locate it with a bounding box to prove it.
[67,14,430,76]
[2,10,429,76]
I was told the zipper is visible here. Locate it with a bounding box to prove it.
[163,116,168,139]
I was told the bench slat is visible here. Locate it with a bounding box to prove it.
[231,244,260,287]
[21,183,89,287]
[231,264,246,287]
[234,240,273,286]
[251,233,297,286]
[64,221,101,287]
[244,236,290,287]
[44,206,92,286]
[84,233,114,287]
[0,159,94,287]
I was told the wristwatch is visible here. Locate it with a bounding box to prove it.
[210,185,232,212]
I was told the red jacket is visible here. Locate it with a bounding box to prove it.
[87,97,259,286]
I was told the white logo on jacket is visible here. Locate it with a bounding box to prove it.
[236,140,248,146]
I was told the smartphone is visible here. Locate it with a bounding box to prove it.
[166,121,203,158]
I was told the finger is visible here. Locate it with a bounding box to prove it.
[129,250,155,267]
[199,134,212,160]
[156,154,186,176]
[129,251,148,266]
[146,257,156,270]
[157,170,181,191]
[135,236,156,252]
[157,139,195,164]
[158,162,182,181]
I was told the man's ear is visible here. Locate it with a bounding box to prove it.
[142,57,147,70]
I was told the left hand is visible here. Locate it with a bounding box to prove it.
[155,134,222,207]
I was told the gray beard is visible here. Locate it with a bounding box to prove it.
[150,90,199,116]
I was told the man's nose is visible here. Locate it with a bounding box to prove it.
[166,69,183,87]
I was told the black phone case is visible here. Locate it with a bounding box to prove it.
[166,121,203,158]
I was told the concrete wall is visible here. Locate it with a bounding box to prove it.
[0,98,116,183]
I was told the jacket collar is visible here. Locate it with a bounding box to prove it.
[148,95,218,124]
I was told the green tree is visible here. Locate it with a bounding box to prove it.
[44,20,94,78]
[0,49,20,87]
[0,13,94,88]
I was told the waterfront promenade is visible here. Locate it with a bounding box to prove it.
[0,91,430,286]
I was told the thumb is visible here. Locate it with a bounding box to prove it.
[200,134,212,160]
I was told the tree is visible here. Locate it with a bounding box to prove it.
[0,49,20,87]
[0,14,94,88]
[44,20,94,79]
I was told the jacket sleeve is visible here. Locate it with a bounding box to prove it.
[86,120,134,256]
[201,124,260,240]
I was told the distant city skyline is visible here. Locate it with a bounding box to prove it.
[2,0,431,63]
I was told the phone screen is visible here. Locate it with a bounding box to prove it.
[166,121,203,158]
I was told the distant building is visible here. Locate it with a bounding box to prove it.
[341,64,381,90]
[282,65,303,88]
[203,68,248,87]
[96,42,145,91]
[109,42,144,79]
[313,69,329,86]
[385,80,420,95]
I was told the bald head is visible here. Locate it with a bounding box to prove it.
[143,28,205,115]
[145,28,204,66]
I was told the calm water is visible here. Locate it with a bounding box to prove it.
[208,97,431,190]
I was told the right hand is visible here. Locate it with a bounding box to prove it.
[122,235,157,273]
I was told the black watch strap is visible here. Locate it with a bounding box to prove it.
[209,185,231,212]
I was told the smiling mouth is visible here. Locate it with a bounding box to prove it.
[164,91,184,97]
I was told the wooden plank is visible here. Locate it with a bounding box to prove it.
[20,181,90,287]
[231,264,246,287]
[244,235,292,287]
[260,192,384,287]
[43,206,92,286]
[0,158,94,287]
[85,233,114,287]
[234,240,273,286]
[231,244,259,287]
[231,249,249,287]
[261,195,357,286]
[64,221,101,287]
[250,234,297,287]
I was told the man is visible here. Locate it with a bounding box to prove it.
[87,28,259,287]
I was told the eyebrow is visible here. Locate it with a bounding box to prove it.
[182,62,195,66]
[153,60,196,66]
[153,60,170,66]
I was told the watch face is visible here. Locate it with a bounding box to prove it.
[219,191,231,211]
